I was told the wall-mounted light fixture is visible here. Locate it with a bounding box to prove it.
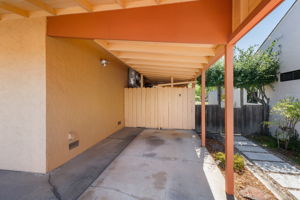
[100,59,109,67]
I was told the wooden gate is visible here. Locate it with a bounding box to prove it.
[124,88,195,129]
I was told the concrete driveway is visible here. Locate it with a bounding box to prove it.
[79,129,227,200]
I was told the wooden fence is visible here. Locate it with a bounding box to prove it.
[125,88,195,129]
[195,105,264,135]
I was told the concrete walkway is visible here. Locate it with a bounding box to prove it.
[79,129,227,200]
[235,136,300,200]
[0,127,144,200]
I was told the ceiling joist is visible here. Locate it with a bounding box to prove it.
[131,65,200,72]
[0,2,29,17]
[115,0,126,8]
[74,0,93,12]
[137,70,197,76]
[102,40,215,49]
[24,0,56,15]
[116,52,209,64]
[123,59,204,69]
[99,40,216,56]
[0,0,198,20]
[94,39,209,82]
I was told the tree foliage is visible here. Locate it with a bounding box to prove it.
[234,41,280,105]
[197,41,280,134]
[266,97,300,149]
[199,41,280,104]
[205,59,224,87]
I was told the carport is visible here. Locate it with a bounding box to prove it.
[0,0,283,197]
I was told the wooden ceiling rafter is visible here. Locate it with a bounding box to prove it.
[0,2,29,17]
[24,0,56,15]
[73,0,93,12]
[123,59,204,69]
[115,0,126,8]
[116,52,209,64]
[132,65,200,72]
[94,39,218,82]
[0,0,198,20]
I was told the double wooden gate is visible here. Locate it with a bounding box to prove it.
[124,88,195,129]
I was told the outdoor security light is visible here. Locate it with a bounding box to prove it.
[100,59,109,67]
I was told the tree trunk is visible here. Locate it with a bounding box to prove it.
[262,104,270,135]
[217,86,222,106]
[240,88,245,134]
[240,88,244,107]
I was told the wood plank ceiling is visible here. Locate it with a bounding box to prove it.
[0,0,265,82]
[95,40,222,82]
[0,0,197,20]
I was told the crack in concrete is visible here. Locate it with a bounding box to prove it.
[48,173,62,200]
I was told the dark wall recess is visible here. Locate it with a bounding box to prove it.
[280,69,300,82]
[69,140,79,150]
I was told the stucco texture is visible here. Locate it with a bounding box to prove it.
[46,37,128,171]
[0,18,47,173]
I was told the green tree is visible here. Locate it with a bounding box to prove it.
[197,60,224,105]
[197,41,280,134]
[235,41,280,134]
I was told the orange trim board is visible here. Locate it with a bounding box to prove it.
[47,0,232,44]
[230,0,284,44]
[201,0,284,69]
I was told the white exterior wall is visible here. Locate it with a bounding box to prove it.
[207,88,252,108]
[261,1,300,136]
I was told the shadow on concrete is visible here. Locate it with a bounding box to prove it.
[0,127,143,200]
[198,146,227,200]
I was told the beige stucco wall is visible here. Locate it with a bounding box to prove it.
[46,37,127,171]
[0,18,47,173]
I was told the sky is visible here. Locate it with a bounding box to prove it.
[236,0,296,50]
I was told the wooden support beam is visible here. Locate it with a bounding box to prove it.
[47,1,231,44]
[157,81,196,87]
[136,68,197,73]
[117,52,209,64]
[201,70,206,147]
[146,75,191,79]
[225,44,234,195]
[196,45,225,77]
[0,2,29,17]
[24,0,56,15]
[139,72,193,78]
[154,0,161,5]
[74,0,93,12]
[131,65,199,72]
[192,78,197,88]
[107,42,215,56]
[142,73,192,77]
[140,75,144,88]
[115,0,126,8]
[105,40,216,49]
[136,70,196,77]
[124,59,203,69]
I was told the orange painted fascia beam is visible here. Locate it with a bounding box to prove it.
[229,0,284,45]
[196,0,284,74]
[47,0,232,44]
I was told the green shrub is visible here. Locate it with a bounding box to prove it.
[213,152,245,173]
[213,152,226,168]
[234,154,245,172]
